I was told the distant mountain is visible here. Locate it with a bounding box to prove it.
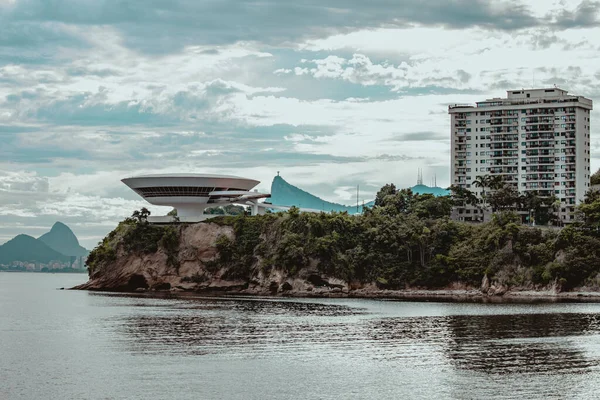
[269,175,369,214]
[267,176,448,214]
[0,234,71,264]
[410,184,450,197]
[38,222,89,257]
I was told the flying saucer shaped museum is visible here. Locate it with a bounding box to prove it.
[122,173,271,220]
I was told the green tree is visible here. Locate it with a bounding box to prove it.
[591,168,600,185]
[449,185,478,207]
[487,185,520,212]
[131,207,151,224]
[577,190,600,228]
[374,183,397,207]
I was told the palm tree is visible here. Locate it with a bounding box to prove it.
[473,175,491,205]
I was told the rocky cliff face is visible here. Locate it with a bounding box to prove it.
[74,222,351,296]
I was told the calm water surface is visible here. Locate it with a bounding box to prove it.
[2,273,600,399]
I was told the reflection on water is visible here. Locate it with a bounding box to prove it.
[4,274,600,399]
[445,313,600,374]
[115,295,600,376]
[114,298,368,357]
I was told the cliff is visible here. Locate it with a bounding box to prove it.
[73,220,351,295]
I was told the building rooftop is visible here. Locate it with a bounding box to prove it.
[449,87,593,111]
[123,173,249,180]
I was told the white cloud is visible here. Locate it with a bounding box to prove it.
[2,0,600,247]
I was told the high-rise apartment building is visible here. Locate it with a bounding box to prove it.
[449,88,593,222]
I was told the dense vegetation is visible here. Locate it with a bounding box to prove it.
[205,184,600,291]
[87,208,181,275]
[88,179,600,292]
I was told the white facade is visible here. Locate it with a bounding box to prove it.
[122,174,270,219]
[449,88,593,222]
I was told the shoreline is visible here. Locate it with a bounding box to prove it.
[76,286,600,303]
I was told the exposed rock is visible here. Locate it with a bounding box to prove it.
[207,280,248,291]
[481,274,490,293]
[152,282,171,291]
[269,281,279,294]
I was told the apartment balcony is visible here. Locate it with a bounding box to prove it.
[526,134,554,141]
[488,168,518,174]
[526,149,554,155]
[490,161,518,166]
[527,143,554,149]
[525,158,555,165]
[491,139,518,145]
[526,109,555,116]
[525,185,554,191]
[490,153,519,158]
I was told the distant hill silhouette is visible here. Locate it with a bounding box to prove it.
[268,176,449,214]
[410,184,450,196]
[38,222,88,257]
[0,222,89,266]
[0,234,71,264]
[269,175,371,214]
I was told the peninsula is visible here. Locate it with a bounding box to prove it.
[75,184,600,299]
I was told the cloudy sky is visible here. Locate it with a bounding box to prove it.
[1,0,600,248]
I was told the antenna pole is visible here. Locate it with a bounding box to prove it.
[357,185,359,213]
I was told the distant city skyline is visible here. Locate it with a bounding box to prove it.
[1,0,600,248]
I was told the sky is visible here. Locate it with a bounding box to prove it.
[1,0,600,249]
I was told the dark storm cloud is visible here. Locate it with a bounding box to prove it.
[1,0,546,54]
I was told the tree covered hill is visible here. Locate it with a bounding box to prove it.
[86,184,600,294]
